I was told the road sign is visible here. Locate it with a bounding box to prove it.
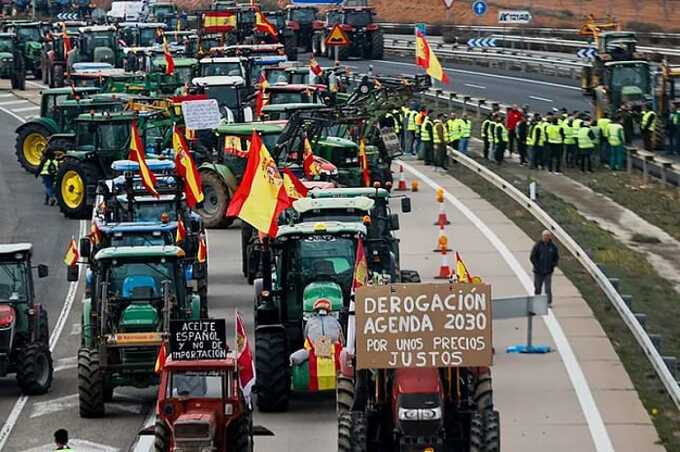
[498,10,533,24]
[441,0,454,10]
[170,319,228,361]
[577,47,598,60]
[56,12,79,20]
[355,283,493,369]
[466,37,496,48]
[472,0,487,16]
[324,24,350,47]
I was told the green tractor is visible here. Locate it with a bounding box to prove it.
[54,111,174,218]
[72,245,202,417]
[14,87,121,174]
[0,243,53,395]
[2,21,44,80]
[0,32,26,90]
[77,25,123,67]
[254,221,366,412]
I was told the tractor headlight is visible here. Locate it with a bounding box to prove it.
[398,406,442,421]
[398,408,419,421]
[419,407,442,420]
[1,57,11,63]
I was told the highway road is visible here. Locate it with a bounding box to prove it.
[0,57,654,452]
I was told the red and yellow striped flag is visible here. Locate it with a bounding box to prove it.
[89,222,102,246]
[358,138,371,187]
[64,239,79,266]
[197,237,207,263]
[226,131,291,237]
[305,337,342,391]
[202,11,236,33]
[416,30,449,84]
[175,217,187,244]
[173,125,204,208]
[455,252,474,283]
[282,168,308,200]
[255,11,278,37]
[154,342,167,374]
[129,122,159,198]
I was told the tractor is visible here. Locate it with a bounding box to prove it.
[0,32,26,90]
[284,5,318,52]
[77,25,123,67]
[41,29,79,88]
[73,245,202,417]
[0,243,52,396]
[15,87,122,174]
[1,21,44,80]
[261,10,297,61]
[254,221,367,412]
[148,1,181,30]
[153,355,253,451]
[118,22,167,48]
[190,75,252,122]
[312,7,383,61]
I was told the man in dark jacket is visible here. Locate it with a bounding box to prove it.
[530,230,559,306]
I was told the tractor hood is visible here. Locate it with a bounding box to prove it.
[620,85,644,102]
[173,411,217,449]
[26,41,42,53]
[119,304,159,332]
[302,281,344,315]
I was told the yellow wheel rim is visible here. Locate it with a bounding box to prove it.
[22,133,47,167]
[61,170,85,210]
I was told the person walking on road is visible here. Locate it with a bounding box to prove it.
[506,105,522,154]
[54,429,73,451]
[37,149,59,206]
[641,103,657,151]
[530,230,559,307]
[608,116,626,170]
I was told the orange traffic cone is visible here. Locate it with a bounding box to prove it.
[434,249,452,279]
[434,188,450,227]
[411,180,419,192]
[433,229,452,252]
[395,165,409,191]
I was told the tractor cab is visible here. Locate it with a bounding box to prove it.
[199,55,246,78]
[149,1,180,29]
[118,22,166,48]
[284,5,318,52]
[0,32,26,90]
[78,25,120,66]
[314,7,383,60]
[265,83,326,105]
[2,21,44,78]
[190,75,251,122]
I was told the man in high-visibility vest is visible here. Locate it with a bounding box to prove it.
[527,113,542,169]
[577,117,596,172]
[597,112,611,165]
[38,148,59,206]
[446,112,461,151]
[545,116,565,174]
[641,104,657,151]
[493,115,508,164]
[406,107,418,156]
[562,114,577,168]
[420,110,434,165]
[481,113,493,160]
[608,116,626,170]
[433,113,447,168]
[458,113,472,154]
[669,104,680,155]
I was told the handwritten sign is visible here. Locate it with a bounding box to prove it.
[170,319,227,361]
[181,99,222,131]
[355,283,492,369]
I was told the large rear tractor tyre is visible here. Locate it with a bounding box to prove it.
[56,159,98,219]
[370,30,384,60]
[17,343,53,395]
[16,124,50,174]
[255,330,290,412]
[197,170,234,228]
[338,411,352,452]
[474,372,494,412]
[78,347,105,418]
[153,419,170,452]
[470,411,484,452]
[336,375,354,416]
[228,411,253,452]
[484,410,501,452]
[350,411,368,452]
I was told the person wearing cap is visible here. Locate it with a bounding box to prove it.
[577,117,596,172]
[289,298,343,367]
[608,115,626,170]
[562,113,577,168]
[545,116,565,174]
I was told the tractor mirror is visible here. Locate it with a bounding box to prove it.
[192,263,205,280]
[37,264,48,278]
[66,265,79,282]
[401,197,411,213]
[389,213,400,231]
[79,237,91,259]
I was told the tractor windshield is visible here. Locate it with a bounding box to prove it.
[127,200,178,222]
[268,91,312,105]
[107,259,176,300]
[290,8,315,23]
[169,370,226,398]
[84,32,115,53]
[154,5,176,16]
[139,28,159,47]
[0,262,28,301]
[16,27,41,42]
[78,120,131,151]
[110,232,173,247]
[204,85,240,111]
[345,11,372,27]
[0,37,13,52]
[267,69,289,85]
[174,66,195,84]
[293,235,355,287]
[200,62,243,77]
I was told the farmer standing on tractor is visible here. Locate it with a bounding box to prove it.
[37,149,59,206]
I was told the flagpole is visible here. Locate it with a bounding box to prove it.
[261,236,272,293]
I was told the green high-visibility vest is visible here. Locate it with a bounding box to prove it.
[527,123,539,146]
[641,110,656,131]
[40,159,58,176]
[597,118,611,138]
[446,118,460,142]
[538,121,548,146]
[546,124,563,144]
[421,117,432,142]
[577,126,594,150]
[563,121,575,145]
[608,123,624,146]
[573,118,582,129]
[495,123,508,143]
[433,121,445,144]
[481,119,491,139]
[461,119,472,138]
[407,111,417,131]
[672,112,680,125]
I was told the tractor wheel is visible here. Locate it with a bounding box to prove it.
[53,65,65,88]
[16,123,50,174]
[338,411,352,452]
[370,30,384,60]
[38,308,49,345]
[473,372,494,412]
[56,159,98,219]
[197,170,233,228]
[255,329,290,412]
[227,411,253,452]
[336,375,354,416]
[350,411,368,452]
[16,342,53,395]
[484,410,501,452]
[78,347,106,418]
[153,419,170,452]
[469,411,485,452]
[338,44,351,61]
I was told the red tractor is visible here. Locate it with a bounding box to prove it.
[153,356,253,452]
[312,7,384,61]
[284,5,319,52]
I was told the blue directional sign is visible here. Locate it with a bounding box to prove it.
[57,12,80,20]
[473,0,487,17]
[467,37,497,48]
[577,47,598,60]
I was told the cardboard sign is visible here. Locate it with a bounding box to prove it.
[325,24,350,47]
[355,283,492,369]
[181,99,222,131]
[380,127,402,157]
[170,319,228,361]
[498,10,533,24]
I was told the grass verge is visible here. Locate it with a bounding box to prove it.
[447,159,680,451]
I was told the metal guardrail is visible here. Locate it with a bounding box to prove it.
[445,146,680,410]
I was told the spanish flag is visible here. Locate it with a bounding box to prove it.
[416,30,449,84]
[352,237,368,292]
[173,125,205,208]
[154,342,167,374]
[129,122,159,198]
[175,217,187,244]
[282,168,308,200]
[63,238,79,266]
[305,337,342,391]
[309,58,322,77]
[255,11,278,38]
[62,23,72,56]
[202,11,236,33]
[235,310,255,404]
[162,35,175,76]
[455,252,474,283]
[197,237,207,263]
[254,72,267,118]
[89,222,102,246]
[226,131,291,237]
[302,137,319,178]
[358,138,371,187]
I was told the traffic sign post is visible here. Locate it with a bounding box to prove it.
[472,0,487,16]
[324,24,351,64]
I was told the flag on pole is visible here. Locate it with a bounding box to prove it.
[302,137,319,179]
[415,30,449,84]
[309,58,322,76]
[202,11,237,32]
[62,25,72,55]
[89,222,102,246]
[254,72,268,118]
[162,35,175,75]
[129,122,159,198]
[154,342,168,374]
[226,131,291,237]
[197,237,207,263]
[282,168,309,200]
[455,252,474,283]
[352,237,368,293]
[358,138,371,187]
[255,11,278,37]
[63,238,79,266]
[173,125,205,208]
[175,217,187,244]
[235,310,255,405]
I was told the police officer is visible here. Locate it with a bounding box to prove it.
[577,118,596,172]
[641,104,656,151]
[54,429,73,451]
[406,106,418,156]
[420,110,434,165]
[608,115,626,170]
[562,114,577,168]
[494,115,508,165]
[38,149,59,206]
[545,116,565,174]
[527,113,542,169]
[481,113,493,160]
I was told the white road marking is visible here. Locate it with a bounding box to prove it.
[0,100,28,106]
[0,219,86,451]
[21,438,119,452]
[464,83,486,89]
[401,161,615,452]
[529,95,554,102]
[29,394,78,418]
[12,106,40,112]
[54,356,77,372]
[0,93,13,98]
[26,80,48,90]
[70,322,81,335]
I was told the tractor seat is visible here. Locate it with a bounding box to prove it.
[121,276,158,299]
